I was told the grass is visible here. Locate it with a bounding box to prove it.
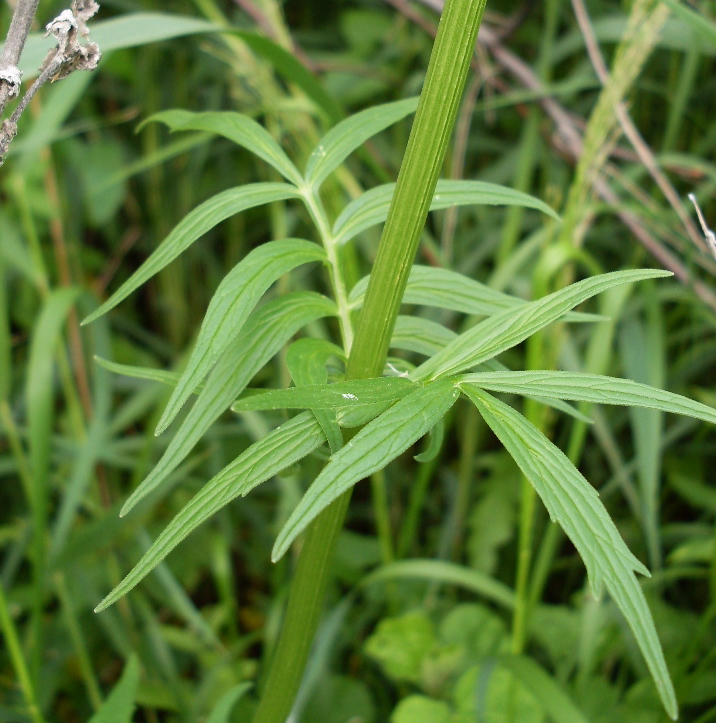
[1,0,716,721]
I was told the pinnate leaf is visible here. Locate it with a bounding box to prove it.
[304,97,419,189]
[95,413,325,612]
[120,292,336,516]
[82,184,302,325]
[460,370,716,425]
[272,379,459,561]
[461,386,677,720]
[144,110,303,186]
[412,269,672,381]
[335,180,559,246]
[155,239,326,433]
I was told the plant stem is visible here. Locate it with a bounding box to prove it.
[251,1,487,720]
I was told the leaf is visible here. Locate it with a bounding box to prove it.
[206,683,253,723]
[235,31,344,124]
[120,292,336,516]
[459,371,716,425]
[232,377,416,412]
[82,183,302,325]
[15,14,223,77]
[461,386,678,720]
[359,559,515,610]
[94,357,181,388]
[95,413,325,612]
[391,319,592,424]
[334,179,560,246]
[155,239,326,434]
[27,288,83,486]
[497,655,591,723]
[272,380,459,561]
[659,0,716,45]
[87,655,140,723]
[350,265,602,323]
[413,417,444,462]
[303,97,419,189]
[286,338,347,454]
[144,110,303,186]
[391,315,457,357]
[412,269,672,381]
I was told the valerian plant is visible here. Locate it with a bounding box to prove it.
[83,3,716,722]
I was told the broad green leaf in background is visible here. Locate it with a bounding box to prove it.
[497,655,591,723]
[87,655,140,723]
[26,288,83,491]
[231,377,416,412]
[334,180,560,246]
[206,683,253,723]
[155,239,326,433]
[303,97,419,189]
[120,292,336,516]
[272,379,460,561]
[286,338,347,454]
[359,559,516,611]
[14,15,222,76]
[82,183,302,325]
[234,30,345,123]
[659,0,716,45]
[461,386,677,720]
[412,269,672,381]
[144,110,303,186]
[458,370,716,425]
[95,413,326,612]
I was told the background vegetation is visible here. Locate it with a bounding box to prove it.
[1,0,716,721]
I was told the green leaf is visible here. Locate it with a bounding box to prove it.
[143,110,303,186]
[413,417,444,462]
[286,339,346,454]
[120,292,336,516]
[303,97,419,189]
[234,31,344,124]
[82,183,302,325]
[391,315,457,357]
[27,288,83,486]
[459,370,716,425]
[351,265,601,323]
[659,0,716,44]
[334,179,559,246]
[232,377,416,412]
[412,269,672,381]
[14,14,222,77]
[155,239,326,434]
[206,683,253,723]
[359,559,515,610]
[87,655,140,723]
[497,655,591,723]
[94,357,181,388]
[272,379,459,561]
[461,386,677,720]
[95,413,325,612]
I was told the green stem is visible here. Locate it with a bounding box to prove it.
[251,2,486,721]
[0,582,45,723]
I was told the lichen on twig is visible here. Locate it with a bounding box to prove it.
[0,0,101,166]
